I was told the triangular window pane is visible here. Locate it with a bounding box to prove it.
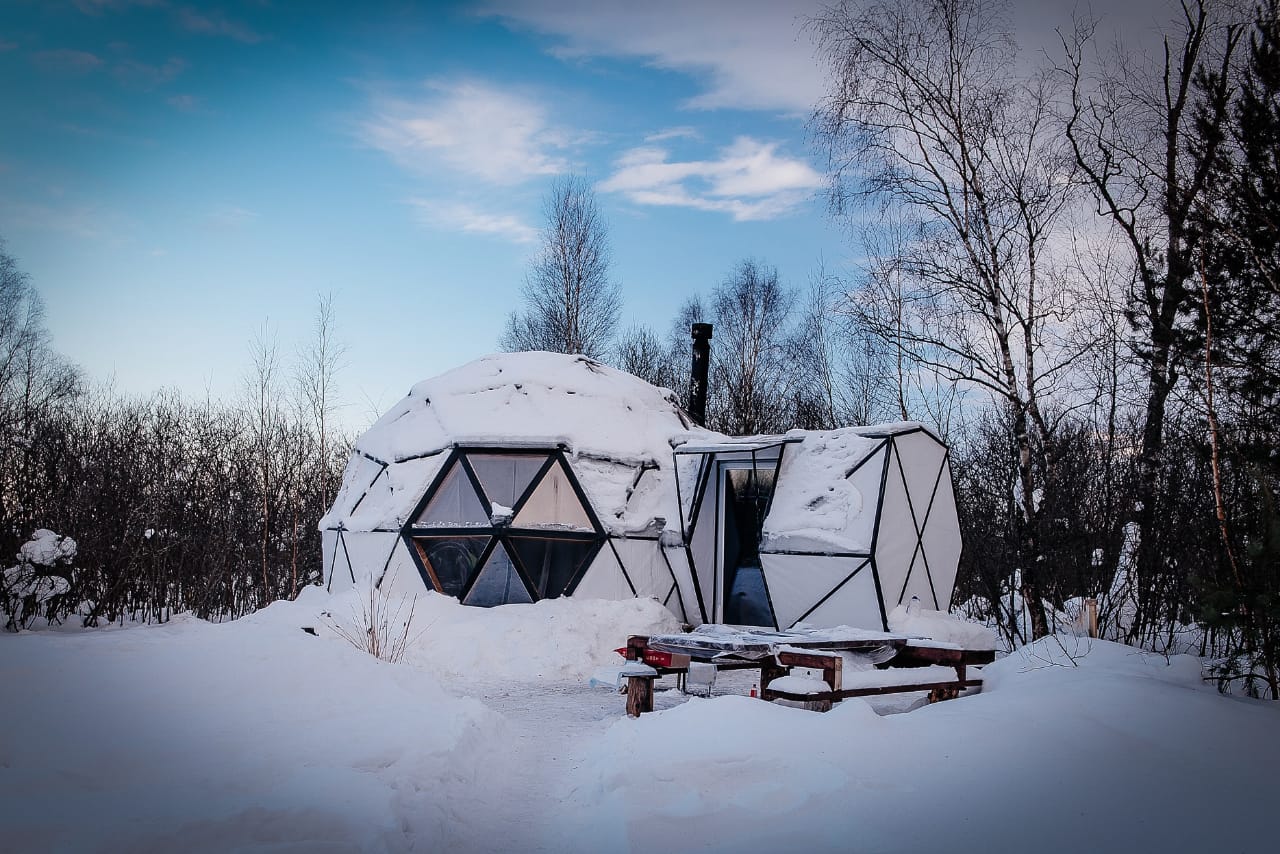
[508,536,597,599]
[467,453,546,511]
[464,542,533,607]
[512,460,593,531]
[414,536,488,599]
[415,460,489,527]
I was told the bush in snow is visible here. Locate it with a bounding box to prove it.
[2,529,77,631]
[325,585,424,664]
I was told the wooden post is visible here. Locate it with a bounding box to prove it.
[625,635,649,661]
[1085,598,1098,639]
[626,675,655,717]
[760,658,788,699]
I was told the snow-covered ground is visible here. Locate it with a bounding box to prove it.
[1,590,1275,853]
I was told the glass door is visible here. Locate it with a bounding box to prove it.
[719,462,777,626]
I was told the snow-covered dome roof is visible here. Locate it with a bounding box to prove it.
[321,352,718,535]
[357,351,704,465]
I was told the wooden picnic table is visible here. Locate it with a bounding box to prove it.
[621,625,996,716]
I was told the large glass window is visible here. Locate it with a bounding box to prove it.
[407,450,603,606]
[508,536,597,599]
[413,462,489,527]
[414,536,489,598]
[467,453,546,510]
[464,542,533,606]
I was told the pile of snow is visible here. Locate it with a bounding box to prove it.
[0,588,502,852]
[313,585,680,682]
[562,637,1279,853]
[888,601,997,650]
[3,584,1277,853]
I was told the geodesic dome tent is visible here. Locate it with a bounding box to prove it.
[320,352,962,631]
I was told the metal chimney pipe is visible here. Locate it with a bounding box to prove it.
[689,323,712,427]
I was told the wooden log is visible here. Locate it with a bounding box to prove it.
[1085,598,1099,638]
[626,675,655,716]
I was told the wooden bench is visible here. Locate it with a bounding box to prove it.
[620,633,995,714]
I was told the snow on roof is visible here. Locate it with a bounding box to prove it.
[763,427,892,554]
[321,352,949,546]
[322,352,720,534]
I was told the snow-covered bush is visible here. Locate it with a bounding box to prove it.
[2,529,77,631]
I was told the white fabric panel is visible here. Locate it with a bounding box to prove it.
[337,531,401,587]
[571,546,633,602]
[374,538,426,599]
[799,564,884,631]
[895,432,947,528]
[759,553,869,630]
[920,457,962,610]
[611,539,672,601]
[321,529,346,591]
[874,444,917,609]
[900,550,939,610]
[513,460,593,530]
[662,546,698,624]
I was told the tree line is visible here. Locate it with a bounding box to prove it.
[0,249,347,628]
[503,1,1280,698]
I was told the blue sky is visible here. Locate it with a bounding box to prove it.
[0,0,1166,427]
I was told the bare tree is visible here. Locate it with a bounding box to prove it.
[614,323,679,390]
[501,175,621,358]
[710,259,795,435]
[295,293,346,511]
[247,323,283,597]
[812,0,1086,638]
[1060,0,1243,642]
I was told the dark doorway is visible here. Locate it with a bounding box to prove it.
[721,465,776,626]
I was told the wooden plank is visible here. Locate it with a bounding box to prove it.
[776,649,842,670]
[766,678,983,703]
[891,645,964,667]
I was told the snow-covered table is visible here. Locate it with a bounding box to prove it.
[621,625,995,714]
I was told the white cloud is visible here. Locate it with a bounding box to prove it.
[361,79,572,185]
[32,49,105,73]
[598,137,823,221]
[480,0,825,113]
[208,205,259,228]
[177,7,263,44]
[644,126,700,143]
[408,198,538,244]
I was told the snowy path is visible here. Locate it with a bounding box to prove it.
[446,675,696,852]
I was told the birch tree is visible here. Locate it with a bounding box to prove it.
[812,0,1084,638]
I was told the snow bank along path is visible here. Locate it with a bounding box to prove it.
[1,590,1277,853]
